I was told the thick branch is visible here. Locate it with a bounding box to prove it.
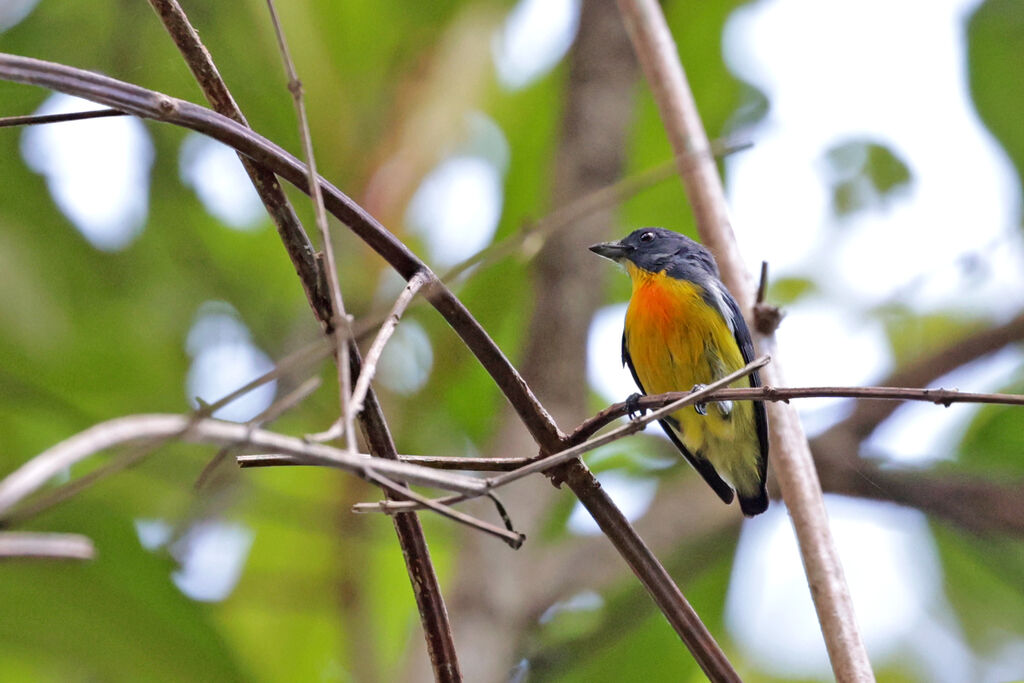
[614,2,873,680]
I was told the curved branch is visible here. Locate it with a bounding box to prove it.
[0,414,489,519]
[0,53,563,452]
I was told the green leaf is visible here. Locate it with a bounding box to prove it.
[968,0,1024,206]
[823,140,912,218]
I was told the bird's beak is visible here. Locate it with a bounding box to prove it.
[589,240,632,262]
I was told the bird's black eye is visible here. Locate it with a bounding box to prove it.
[639,231,655,243]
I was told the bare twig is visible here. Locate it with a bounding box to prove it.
[615,1,873,679]
[349,358,769,517]
[351,271,428,414]
[264,0,357,456]
[0,532,95,561]
[194,375,323,489]
[0,108,125,128]
[0,414,488,519]
[146,0,331,322]
[0,54,563,450]
[346,346,464,681]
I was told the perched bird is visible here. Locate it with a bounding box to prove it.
[590,227,769,516]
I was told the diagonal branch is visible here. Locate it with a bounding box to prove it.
[0,52,563,450]
[264,0,357,454]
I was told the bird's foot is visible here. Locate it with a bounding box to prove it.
[625,392,647,420]
[690,384,708,416]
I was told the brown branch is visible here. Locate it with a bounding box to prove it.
[346,347,464,680]
[0,107,126,127]
[0,414,489,519]
[264,0,357,454]
[614,1,872,680]
[0,532,95,561]
[145,0,331,324]
[830,311,1024,441]
[0,53,563,450]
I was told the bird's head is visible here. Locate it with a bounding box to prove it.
[589,227,718,278]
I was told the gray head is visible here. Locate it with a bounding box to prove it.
[589,227,720,279]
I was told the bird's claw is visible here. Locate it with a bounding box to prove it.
[690,384,708,416]
[625,392,647,420]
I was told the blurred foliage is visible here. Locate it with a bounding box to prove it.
[968,0,1024,212]
[1,0,1023,682]
[823,139,912,218]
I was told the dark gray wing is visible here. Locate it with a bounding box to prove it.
[722,293,769,487]
[622,332,735,504]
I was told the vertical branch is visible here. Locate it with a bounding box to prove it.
[614,1,873,681]
[264,0,356,454]
[146,0,332,324]
[348,344,462,683]
[144,4,459,678]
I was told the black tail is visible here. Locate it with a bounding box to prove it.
[739,487,769,517]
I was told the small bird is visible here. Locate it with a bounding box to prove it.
[590,227,769,516]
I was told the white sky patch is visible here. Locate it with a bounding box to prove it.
[179,133,265,230]
[0,0,40,31]
[406,155,503,266]
[567,470,657,535]
[185,301,275,422]
[492,0,581,91]
[21,94,154,251]
[134,518,173,551]
[724,0,1023,315]
[376,319,433,396]
[865,345,1024,464]
[587,303,634,404]
[171,520,253,603]
[726,497,944,678]
[716,0,1024,674]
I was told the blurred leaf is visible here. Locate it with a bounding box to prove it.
[933,523,1024,653]
[967,0,1024,206]
[957,378,1024,474]
[877,307,985,366]
[823,140,912,218]
[0,502,248,682]
[768,276,816,305]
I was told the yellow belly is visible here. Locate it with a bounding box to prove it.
[624,267,762,496]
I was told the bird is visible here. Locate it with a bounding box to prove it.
[589,227,769,516]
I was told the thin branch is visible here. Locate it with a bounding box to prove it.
[615,1,872,679]
[350,271,428,414]
[0,53,563,450]
[0,414,488,519]
[832,310,1024,441]
[364,470,523,549]
[0,108,125,127]
[264,0,357,454]
[349,358,768,516]
[194,375,323,489]
[0,532,95,561]
[146,0,331,324]
[346,346,464,681]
